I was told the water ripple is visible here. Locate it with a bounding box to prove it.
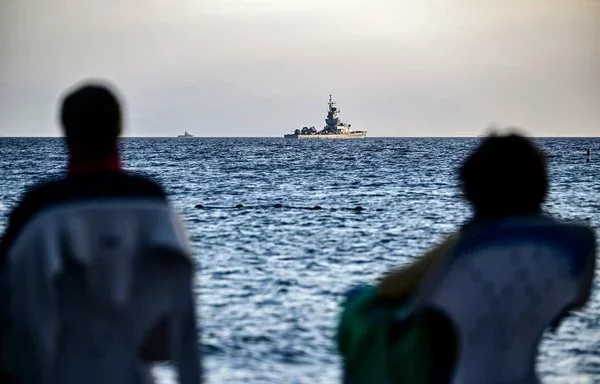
[1,137,599,383]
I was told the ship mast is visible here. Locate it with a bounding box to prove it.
[324,94,343,132]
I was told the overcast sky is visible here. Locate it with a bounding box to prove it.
[1,0,599,137]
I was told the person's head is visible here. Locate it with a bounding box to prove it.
[59,81,123,161]
[459,132,548,220]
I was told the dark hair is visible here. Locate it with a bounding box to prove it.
[459,133,548,219]
[60,82,122,156]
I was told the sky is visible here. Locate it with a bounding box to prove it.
[0,0,599,137]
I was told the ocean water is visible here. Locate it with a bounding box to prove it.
[0,137,599,383]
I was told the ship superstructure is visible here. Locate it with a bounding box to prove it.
[284,95,366,139]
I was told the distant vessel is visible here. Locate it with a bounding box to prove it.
[284,95,366,139]
[178,131,194,138]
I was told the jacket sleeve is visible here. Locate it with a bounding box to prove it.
[0,186,43,274]
[377,232,460,301]
[172,257,202,384]
[152,212,202,384]
[0,206,22,274]
[571,228,596,310]
[549,226,596,332]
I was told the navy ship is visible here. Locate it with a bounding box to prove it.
[284,95,366,139]
[177,131,194,138]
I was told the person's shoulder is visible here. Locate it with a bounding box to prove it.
[0,176,69,252]
[117,171,168,200]
[13,176,69,216]
[9,172,169,224]
[537,218,596,275]
[544,216,594,239]
[557,219,596,250]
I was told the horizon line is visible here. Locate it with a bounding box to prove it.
[1,135,600,139]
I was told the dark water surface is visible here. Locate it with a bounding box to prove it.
[1,137,599,383]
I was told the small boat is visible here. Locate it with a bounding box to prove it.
[178,131,194,138]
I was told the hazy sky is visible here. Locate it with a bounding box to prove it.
[1,0,599,137]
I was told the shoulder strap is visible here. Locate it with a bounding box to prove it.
[394,234,465,321]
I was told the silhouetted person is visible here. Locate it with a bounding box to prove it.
[376,133,595,383]
[0,82,202,384]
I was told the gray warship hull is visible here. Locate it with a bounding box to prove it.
[284,132,366,139]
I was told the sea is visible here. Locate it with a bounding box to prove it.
[0,137,599,383]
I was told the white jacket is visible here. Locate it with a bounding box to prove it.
[6,199,202,384]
